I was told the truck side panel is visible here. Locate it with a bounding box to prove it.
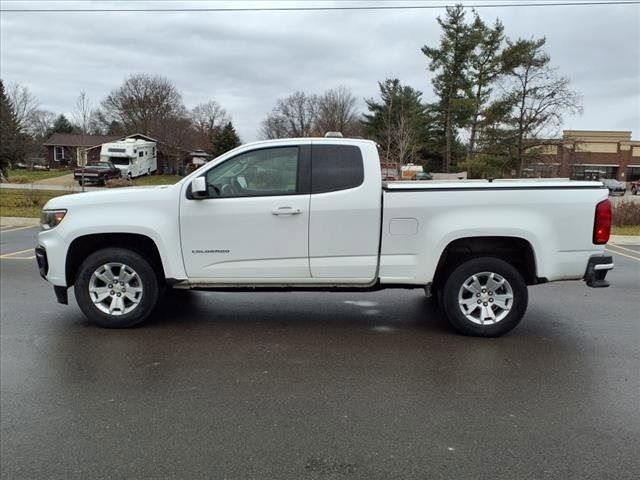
[379,187,609,285]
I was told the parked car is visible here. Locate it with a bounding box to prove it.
[74,161,121,186]
[631,179,640,195]
[36,137,613,337]
[600,178,626,196]
[413,172,433,180]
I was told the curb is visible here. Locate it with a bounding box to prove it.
[0,217,40,228]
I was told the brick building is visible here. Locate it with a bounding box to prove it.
[43,134,120,168]
[526,130,640,183]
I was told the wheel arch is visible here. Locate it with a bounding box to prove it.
[65,233,165,287]
[430,236,539,295]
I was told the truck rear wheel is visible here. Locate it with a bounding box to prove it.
[441,257,528,337]
[74,248,159,328]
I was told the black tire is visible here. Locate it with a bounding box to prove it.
[441,257,528,337]
[74,248,160,328]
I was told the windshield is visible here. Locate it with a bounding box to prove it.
[110,157,131,166]
[87,162,112,169]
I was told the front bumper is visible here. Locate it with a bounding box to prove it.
[35,245,68,304]
[584,254,613,288]
[35,246,48,278]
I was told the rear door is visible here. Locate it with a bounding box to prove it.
[308,142,382,281]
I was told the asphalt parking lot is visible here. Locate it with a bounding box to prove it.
[1,226,639,479]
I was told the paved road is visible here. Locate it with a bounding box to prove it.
[1,227,639,479]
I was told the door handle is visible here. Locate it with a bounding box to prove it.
[272,206,302,216]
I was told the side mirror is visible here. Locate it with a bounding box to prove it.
[191,176,208,199]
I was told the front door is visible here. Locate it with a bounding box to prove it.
[179,145,311,281]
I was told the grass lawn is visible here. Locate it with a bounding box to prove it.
[6,169,72,183]
[611,225,640,236]
[132,174,183,186]
[0,189,72,218]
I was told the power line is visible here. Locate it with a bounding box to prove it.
[2,1,639,13]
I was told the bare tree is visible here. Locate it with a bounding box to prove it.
[97,73,187,143]
[28,109,56,139]
[190,101,229,151]
[73,90,93,136]
[395,110,418,164]
[260,91,319,139]
[316,86,360,136]
[7,82,40,132]
[72,90,94,191]
[260,115,289,140]
[500,38,582,175]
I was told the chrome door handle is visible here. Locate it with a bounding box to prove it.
[272,206,302,215]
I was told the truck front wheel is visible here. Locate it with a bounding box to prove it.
[441,257,528,337]
[74,248,160,328]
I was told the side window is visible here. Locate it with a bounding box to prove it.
[54,146,65,161]
[204,147,299,198]
[311,145,364,194]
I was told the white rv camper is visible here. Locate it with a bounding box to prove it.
[100,138,157,179]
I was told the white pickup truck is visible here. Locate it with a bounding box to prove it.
[36,137,614,336]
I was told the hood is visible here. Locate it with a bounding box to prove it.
[43,184,179,211]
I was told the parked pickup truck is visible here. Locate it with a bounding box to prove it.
[36,138,614,336]
[74,161,121,186]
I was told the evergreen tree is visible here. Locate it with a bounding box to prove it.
[466,15,506,161]
[211,121,241,157]
[422,4,476,172]
[0,79,24,175]
[363,79,431,165]
[47,114,75,136]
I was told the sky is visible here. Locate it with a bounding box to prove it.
[1,0,639,142]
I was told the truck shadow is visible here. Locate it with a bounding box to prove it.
[145,289,453,334]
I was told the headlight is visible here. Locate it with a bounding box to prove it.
[40,209,67,230]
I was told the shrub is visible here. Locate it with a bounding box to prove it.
[21,188,44,208]
[9,175,30,184]
[105,178,136,188]
[612,200,640,226]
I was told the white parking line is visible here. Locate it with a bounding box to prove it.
[605,247,640,263]
[608,243,640,256]
[0,248,35,260]
[0,225,38,233]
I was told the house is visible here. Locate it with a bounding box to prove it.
[43,132,191,173]
[526,130,640,183]
[43,133,120,168]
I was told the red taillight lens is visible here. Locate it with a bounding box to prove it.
[593,199,612,244]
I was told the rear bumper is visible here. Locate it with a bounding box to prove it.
[584,254,613,288]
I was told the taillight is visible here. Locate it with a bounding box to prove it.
[593,199,612,244]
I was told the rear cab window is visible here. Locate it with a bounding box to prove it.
[311,145,364,194]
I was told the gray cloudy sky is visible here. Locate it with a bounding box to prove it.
[1,0,639,141]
